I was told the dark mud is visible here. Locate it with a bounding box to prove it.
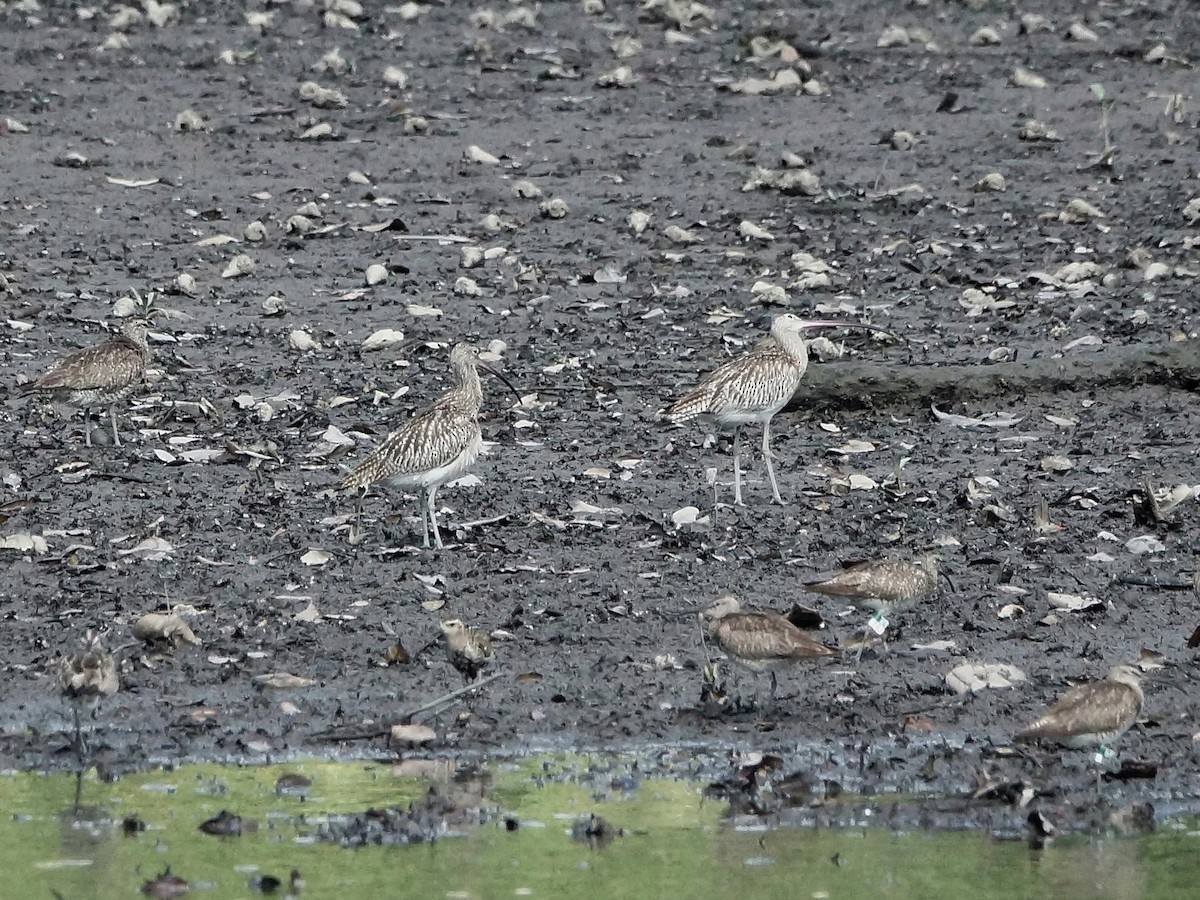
[1,1,1198,832]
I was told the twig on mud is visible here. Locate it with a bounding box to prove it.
[306,672,505,743]
[1114,574,1196,591]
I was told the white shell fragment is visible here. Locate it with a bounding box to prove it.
[133,612,201,646]
[974,173,1006,192]
[361,329,405,351]
[512,179,542,198]
[221,254,255,278]
[628,210,651,235]
[298,81,348,108]
[946,663,1027,694]
[540,197,570,219]
[173,109,205,131]
[244,220,267,242]
[365,263,389,286]
[454,276,482,296]
[289,330,319,351]
[176,273,198,297]
[383,65,408,89]
[738,220,774,241]
[466,144,501,165]
[1010,67,1047,89]
[596,65,637,88]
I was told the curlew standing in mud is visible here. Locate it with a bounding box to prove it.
[1015,665,1144,753]
[665,314,876,506]
[804,552,939,655]
[440,618,494,683]
[341,342,518,549]
[698,595,836,700]
[19,317,154,447]
[57,631,119,755]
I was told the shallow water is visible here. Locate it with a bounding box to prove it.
[2,756,1196,899]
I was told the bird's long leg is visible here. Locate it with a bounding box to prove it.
[417,488,431,548]
[732,426,744,506]
[763,419,783,504]
[109,404,121,447]
[84,412,93,448]
[427,486,444,550]
[769,671,779,699]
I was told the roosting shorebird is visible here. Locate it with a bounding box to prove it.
[341,342,519,549]
[804,552,940,654]
[19,316,154,447]
[440,618,493,683]
[1015,665,1144,753]
[56,631,120,755]
[665,314,882,506]
[698,595,836,700]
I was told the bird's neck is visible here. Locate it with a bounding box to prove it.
[453,361,483,407]
[772,325,810,365]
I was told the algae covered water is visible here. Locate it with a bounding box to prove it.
[2,756,1196,899]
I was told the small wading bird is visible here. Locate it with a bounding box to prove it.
[698,595,836,701]
[665,314,885,506]
[440,618,493,683]
[57,631,120,755]
[804,552,940,656]
[1015,665,1144,755]
[341,342,519,549]
[18,315,155,447]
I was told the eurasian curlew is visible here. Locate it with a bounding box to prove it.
[665,314,877,506]
[1015,665,1144,752]
[341,342,517,549]
[19,317,153,447]
[698,594,836,700]
[56,630,119,756]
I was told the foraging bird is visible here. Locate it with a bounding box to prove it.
[1015,665,1144,751]
[665,314,866,506]
[804,552,939,655]
[19,317,153,447]
[56,630,119,755]
[341,342,517,549]
[439,618,493,682]
[698,595,836,699]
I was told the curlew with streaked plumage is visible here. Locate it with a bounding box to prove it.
[341,342,516,549]
[56,630,119,756]
[665,314,874,506]
[698,594,837,699]
[1015,665,1144,751]
[19,317,153,447]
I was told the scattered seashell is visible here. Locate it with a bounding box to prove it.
[298,81,349,108]
[1017,119,1060,141]
[313,47,350,75]
[512,179,542,198]
[361,329,405,351]
[299,122,335,140]
[969,26,1002,45]
[1066,22,1099,43]
[889,130,917,150]
[1010,67,1047,88]
[173,109,205,132]
[176,273,198,297]
[289,330,319,352]
[347,170,371,185]
[877,25,911,48]
[222,254,255,278]
[539,197,569,219]
[262,295,288,316]
[974,173,1006,192]
[466,144,501,164]
[664,224,702,244]
[244,220,267,242]
[286,214,314,235]
[596,64,637,88]
[461,246,484,268]
[738,220,774,241]
[365,263,389,286]
[454,276,482,296]
[383,65,408,89]
[628,210,651,236]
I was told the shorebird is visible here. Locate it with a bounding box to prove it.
[19,317,154,447]
[439,618,493,683]
[665,314,874,506]
[56,630,119,754]
[1015,665,1144,753]
[804,552,939,654]
[698,594,836,700]
[341,342,517,549]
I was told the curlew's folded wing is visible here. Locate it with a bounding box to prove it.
[33,339,146,392]
[665,349,801,422]
[715,613,835,661]
[341,400,479,490]
[1016,681,1141,741]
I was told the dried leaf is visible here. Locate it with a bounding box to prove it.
[253,673,316,689]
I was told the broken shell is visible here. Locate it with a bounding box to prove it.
[1010,67,1047,89]
[222,254,255,278]
[466,144,501,165]
[512,179,543,199]
[889,130,917,150]
[404,115,429,134]
[596,64,637,88]
[244,221,267,242]
[1143,262,1170,281]
[969,26,1002,45]
[365,263,389,286]
[299,122,335,140]
[974,173,1006,192]
[313,46,350,75]
[454,276,482,296]
[176,273,198,297]
[289,330,319,351]
[738,220,774,241]
[461,246,485,268]
[173,109,205,132]
[877,25,910,48]
[664,224,701,244]
[628,210,651,235]
[347,170,371,185]
[1066,22,1099,42]
[295,201,322,218]
[383,65,408,89]
[298,81,349,108]
[539,197,569,219]
[262,295,288,316]
[286,214,314,235]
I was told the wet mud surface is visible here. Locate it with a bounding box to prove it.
[1,1,1198,831]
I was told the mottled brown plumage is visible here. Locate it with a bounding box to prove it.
[342,343,500,549]
[57,630,120,700]
[20,318,152,446]
[1016,665,1144,750]
[805,552,939,617]
[665,315,848,505]
[440,618,493,682]
[699,595,836,697]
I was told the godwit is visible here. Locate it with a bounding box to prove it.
[19,317,154,447]
[698,594,836,700]
[439,618,493,682]
[665,314,872,505]
[56,630,119,755]
[1015,665,1144,752]
[804,551,939,654]
[341,342,517,549]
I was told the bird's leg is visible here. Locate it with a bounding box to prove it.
[109,404,121,447]
[763,420,783,504]
[417,489,431,548]
[83,412,93,448]
[427,486,444,550]
[769,671,779,699]
[731,426,744,506]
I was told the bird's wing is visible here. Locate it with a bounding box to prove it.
[717,614,834,660]
[33,340,145,392]
[666,350,799,422]
[1018,682,1141,739]
[341,403,479,489]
